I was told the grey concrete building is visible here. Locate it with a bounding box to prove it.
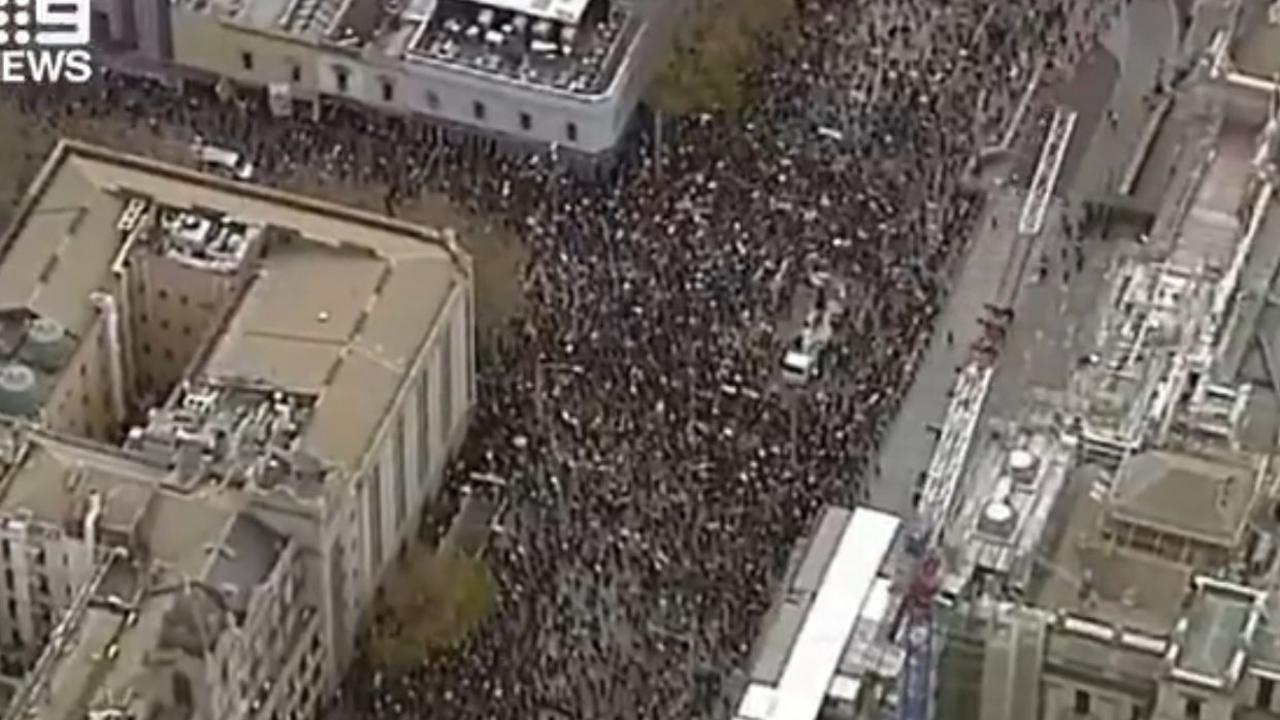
[0,140,474,720]
[93,0,681,154]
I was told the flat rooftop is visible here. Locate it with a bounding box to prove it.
[0,436,239,578]
[408,0,635,95]
[1109,449,1260,548]
[204,233,455,472]
[1233,18,1280,80]
[0,439,155,532]
[1,141,469,475]
[471,0,592,24]
[1176,583,1254,677]
[192,0,636,95]
[1029,464,1193,635]
[946,430,1073,593]
[0,155,123,418]
[1169,578,1265,687]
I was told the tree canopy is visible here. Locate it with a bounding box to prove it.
[648,0,796,117]
[368,545,496,670]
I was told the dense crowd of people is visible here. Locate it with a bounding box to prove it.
[8,0,1122,715]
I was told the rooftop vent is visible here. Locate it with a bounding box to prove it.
[22,317,73,372]
[977,498,1017,539]
[116,197,148,233]
[1009,449,1038,486]
[0,362,40,417]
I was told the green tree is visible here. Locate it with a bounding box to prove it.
[368,545,496,670]
[648,0,796,116]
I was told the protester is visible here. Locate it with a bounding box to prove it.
[8,0,1119,715]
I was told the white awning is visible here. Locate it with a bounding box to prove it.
[463,0,592,24]
[768,507,900,720]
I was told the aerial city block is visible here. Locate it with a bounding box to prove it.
[1,0,1280,719]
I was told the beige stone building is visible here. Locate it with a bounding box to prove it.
[0,140,474,720]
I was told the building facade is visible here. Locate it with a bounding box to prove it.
[0,140,474,720]
[94,0,681,154]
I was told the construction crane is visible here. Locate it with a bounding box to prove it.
[898,305,1010,720]
[898,553,941,720]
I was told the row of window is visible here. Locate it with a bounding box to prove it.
[4,598,53,636]
[238,50,580,141]
[1071,684,1280,719]
[2,569,50,595]
[0,543,47,566]
[267,628,323,720]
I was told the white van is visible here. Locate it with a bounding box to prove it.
[192,142,255,180]
[782,349,818,383]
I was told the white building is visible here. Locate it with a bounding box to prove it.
[92,0,681,154]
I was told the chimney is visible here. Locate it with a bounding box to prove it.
[84,490,102,561]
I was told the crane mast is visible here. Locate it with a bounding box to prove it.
[897,305,1006,720]
[898,554,941,720]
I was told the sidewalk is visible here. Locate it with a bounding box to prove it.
[865,191,1024,516]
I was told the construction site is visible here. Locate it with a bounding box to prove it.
[933,8,1280,720]
[729,1,1280,719]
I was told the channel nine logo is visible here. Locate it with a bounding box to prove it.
[0,0,92,84]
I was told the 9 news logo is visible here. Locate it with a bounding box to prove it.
[0,0,93,84]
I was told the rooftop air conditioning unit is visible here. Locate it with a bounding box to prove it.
[0,363,40,417]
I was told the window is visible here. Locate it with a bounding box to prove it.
[290,63,302,82]
[3,569,11,589]
[179,294,189,306]
[1074,690,1090,715]
[1260,678,1275,709]
[381,79,394,102]
[157,289,168,300]
[417,373,430,486]
[519,112,532,131]
[1185,697,1201,720]
[334,66,349,93]
[472,100,486,120]
[240,51,254,71]
[566,122,578,142]
[438,325,452,432]
[425,90,439,109]
[393,416,407,526]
